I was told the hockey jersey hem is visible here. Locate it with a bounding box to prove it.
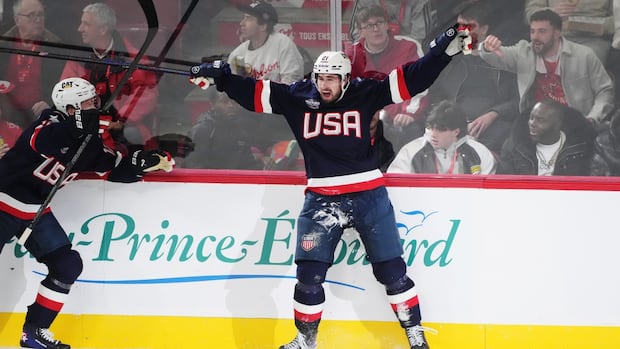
[0,192,50,219]
[306,169,386,195]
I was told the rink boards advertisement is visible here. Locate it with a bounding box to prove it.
[1,173,620,348]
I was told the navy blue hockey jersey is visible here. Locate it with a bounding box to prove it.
[219,53,451,195]
[0,109,130,219]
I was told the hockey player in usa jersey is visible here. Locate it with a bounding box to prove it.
[0,77,174,349]
[190,24,473,349]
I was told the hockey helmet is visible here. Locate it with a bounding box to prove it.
[52,77,97,113]
[312,51,351,100]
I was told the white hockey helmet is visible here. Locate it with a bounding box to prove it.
[312,51,351,100]
[52,77,97,113]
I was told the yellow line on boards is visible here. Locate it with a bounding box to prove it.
[0,313,619,348]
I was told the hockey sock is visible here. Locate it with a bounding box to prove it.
[293,282,324,341]
[386,276,422,328]
[25,276,71,328]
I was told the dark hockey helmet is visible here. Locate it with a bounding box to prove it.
[52,77,97,114]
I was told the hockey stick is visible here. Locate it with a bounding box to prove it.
[0,35,198,68]
[0,46,190,76]
[17,0,159,246]
[152,0,199,70]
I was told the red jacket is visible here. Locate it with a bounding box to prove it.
[61,34,158,140]
[0,120,22,147]
[346,35,429,122]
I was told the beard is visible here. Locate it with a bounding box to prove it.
[532,38,555,55]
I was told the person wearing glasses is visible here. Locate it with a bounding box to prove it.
[0,0,64,129]
[345,5,431,164]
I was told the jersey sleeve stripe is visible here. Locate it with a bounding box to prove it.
[29,124,45,152]
[254,80,273,114]
[388,67,412,104]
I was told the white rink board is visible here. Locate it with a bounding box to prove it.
[1,180,619,326]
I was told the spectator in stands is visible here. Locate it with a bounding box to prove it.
[525,0,617,64]
[184,89,263,170]
[346,4,430,157]
[610,1,620,104]
[61,2,159,146]
[480,8,615,125]
[225,1,304,170]
[498,99,600,175]
[228,0,304,84]
[615,0,620,50]
[353,0,436,44]
[429,0,528,46]
[428,3,519,154]
[595,108,620,175]
[0,0,63,128]
[387,100,496,174]
[0,80,24,158]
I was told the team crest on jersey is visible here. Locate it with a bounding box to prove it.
[301,234,317,251]
[305,99,320,110]
[60,147,69,154]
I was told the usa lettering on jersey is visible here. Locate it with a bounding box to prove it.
[33,156,78,186]
[303,111,362,139]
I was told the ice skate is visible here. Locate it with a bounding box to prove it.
[20,324,70,349]
[405,324,433,349]
[279,331,316,349]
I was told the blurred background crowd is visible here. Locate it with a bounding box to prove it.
[0,0,619,176]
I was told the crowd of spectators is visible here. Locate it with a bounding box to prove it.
[0,0,619,178]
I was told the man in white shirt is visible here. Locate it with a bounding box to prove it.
[228,0,304,84]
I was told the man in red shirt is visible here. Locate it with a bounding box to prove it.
[345,5,430,154]
[0,0,64,128]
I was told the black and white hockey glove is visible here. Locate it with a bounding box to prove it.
[130,149,175,175]
[189,60,231,90]
[429,24,474,57]
[72,108,101,138]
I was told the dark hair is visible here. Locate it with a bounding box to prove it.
[355,5,388,26]
[459,1,494,27]
[426,100,468,138]
[534,99,570,124]
[529,8,562,31]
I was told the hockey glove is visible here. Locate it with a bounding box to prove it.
[144,133,195,158]
[130,149,175,175]
[72,108,101,138]
[429,24,474,57]
[189,60,231,90]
